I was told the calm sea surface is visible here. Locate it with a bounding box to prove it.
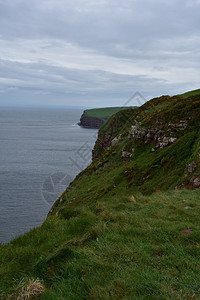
[0,107,97,244]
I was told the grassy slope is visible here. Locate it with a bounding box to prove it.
[0,91,200,299]
[180,88,200,99]
[85,107,134,120]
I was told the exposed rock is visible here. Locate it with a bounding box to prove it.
[79,111,104,129]
[111,134,122,146]
[194,178,200,188]
[169,137,177,143]
[92,131,111,160]
[168,120,187,131]
[122,147,134,159]
[187,162,197,174]
[122,151,132,158]
[128,122,178,151]
[92,111,131,160]
[158,136,177,149]
[146,129,157,141]
[192,177,200,188]
[128,125,147,139]
[174,183,186,190]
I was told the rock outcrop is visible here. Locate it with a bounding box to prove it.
[128,120,188,151]
[111,134,122,146]
[92,92,200,192]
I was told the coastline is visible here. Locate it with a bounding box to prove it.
[78,110,105,129]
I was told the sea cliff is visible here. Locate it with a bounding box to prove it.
[78,110,104,128]
[78,106,135,129]
[1,89,200,299]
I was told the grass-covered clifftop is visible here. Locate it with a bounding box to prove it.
[0,90,200,299]
[79,106,134,128]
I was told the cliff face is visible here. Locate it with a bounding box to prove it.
[78,107,136,129]
[92,108,135,159]
[79,110,104,129]
[1,90,200,299]
[92,94,200,191]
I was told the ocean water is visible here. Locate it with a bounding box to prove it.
[0,107,98,244]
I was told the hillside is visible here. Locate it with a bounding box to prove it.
[179,88,200,99]
[0,91,200,299]
[78,106,135,128]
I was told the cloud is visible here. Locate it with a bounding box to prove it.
[0,0,200,106]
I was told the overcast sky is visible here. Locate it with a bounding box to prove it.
[0,0,200,107]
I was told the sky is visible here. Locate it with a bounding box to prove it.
[0,0,200,108]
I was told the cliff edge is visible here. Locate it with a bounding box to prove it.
[78,110,104,128]
[78,106,135,129]
[1,89,200,299]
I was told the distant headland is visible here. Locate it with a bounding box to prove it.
[78,106,135,129]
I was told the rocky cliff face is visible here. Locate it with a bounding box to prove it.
[92,108,135,159]
[92,94,200,191]
[128,119,188,151]
[79,111,104,129]
[2,90,200,300]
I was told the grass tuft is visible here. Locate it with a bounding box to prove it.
[7,278,45,300]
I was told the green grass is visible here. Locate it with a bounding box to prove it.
[1,189,200,299]
[0,89,200,299]
[85,106,135,120]
[180,88,200,99]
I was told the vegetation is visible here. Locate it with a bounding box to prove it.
[85,106,134,121]
[179,88,200,99]
[0,90,200,299]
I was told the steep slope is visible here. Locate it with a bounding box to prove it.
[92,94,200,193]
[0,91,200,299]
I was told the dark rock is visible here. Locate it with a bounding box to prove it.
[92,131,111,160]
[79,111,104,129]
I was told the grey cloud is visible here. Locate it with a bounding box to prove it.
[0,0,199,106]
[1,1,200,52]
[0,57,175,107]
[0,59,166,94]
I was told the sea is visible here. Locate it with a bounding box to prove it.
[0,107,98,244]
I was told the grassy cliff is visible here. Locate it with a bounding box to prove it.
[0,90,200,299]
[79,107,135,128]
[85,107,132,119]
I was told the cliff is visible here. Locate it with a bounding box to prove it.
[78,106,135,129]
[91,93,200,192]
[1,89,200,299]
[78,110,104,128]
